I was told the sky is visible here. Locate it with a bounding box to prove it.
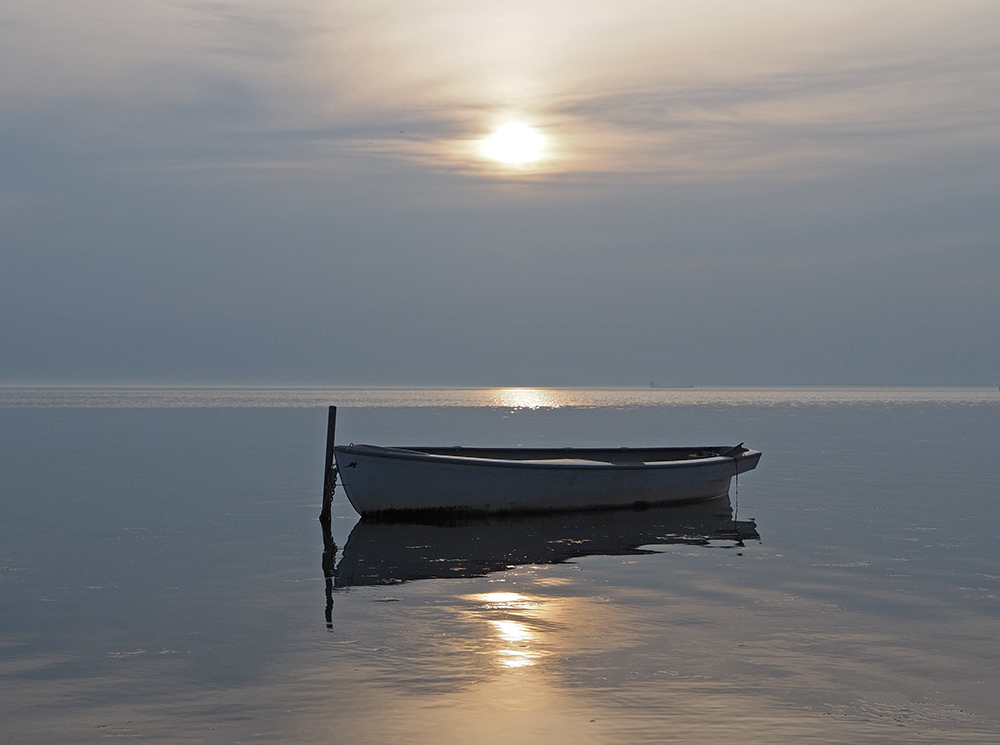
[2,0,998,387]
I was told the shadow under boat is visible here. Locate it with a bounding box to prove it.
[330,495,759,589]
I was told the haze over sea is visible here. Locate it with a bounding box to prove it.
[2,387,999,743]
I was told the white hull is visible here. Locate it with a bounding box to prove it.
[334,445,761,516]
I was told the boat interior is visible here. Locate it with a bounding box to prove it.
[385,445,741,463]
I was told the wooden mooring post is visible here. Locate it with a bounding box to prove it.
[319,405,337,526]
[319,406,338,628]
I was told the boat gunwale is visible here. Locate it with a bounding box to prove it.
[335,444,759,471]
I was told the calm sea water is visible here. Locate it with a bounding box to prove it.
[1,388,998,743]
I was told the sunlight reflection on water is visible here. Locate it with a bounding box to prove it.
[469,592,547,669]
[487,387,562,409]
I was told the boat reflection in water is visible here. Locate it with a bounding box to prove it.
[328,495,758,590]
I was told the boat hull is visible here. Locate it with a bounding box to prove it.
[334,445,761,517]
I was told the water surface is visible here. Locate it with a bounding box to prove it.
[1,388,998,743]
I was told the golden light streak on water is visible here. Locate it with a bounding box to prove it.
[488,387,563,409]
[466,591,551,669]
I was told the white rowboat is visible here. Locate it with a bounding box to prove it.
[333,442,761,517]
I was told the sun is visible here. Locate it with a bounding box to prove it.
[480,122,546,165]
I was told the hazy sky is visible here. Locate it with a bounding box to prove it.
[2,1,998,386]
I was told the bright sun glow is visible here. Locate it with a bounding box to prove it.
[480,123,546,164]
